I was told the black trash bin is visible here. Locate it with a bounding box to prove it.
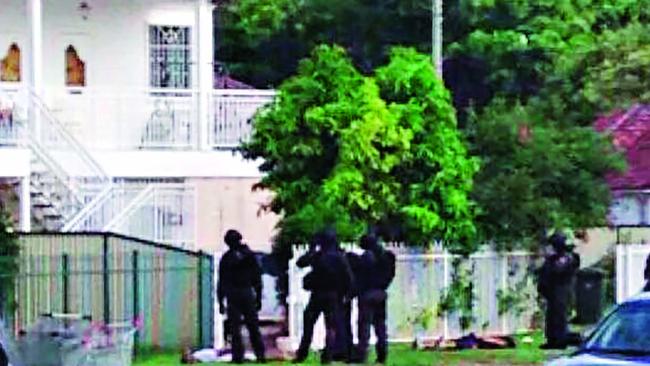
[574,268,604,325]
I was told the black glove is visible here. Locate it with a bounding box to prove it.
[219,302,226,315]
[256,298,262,311]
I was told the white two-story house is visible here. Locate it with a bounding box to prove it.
[0,0,278,251]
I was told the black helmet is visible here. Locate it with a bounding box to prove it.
[548,232,567,252]
[320,227,338,250]
[360,233,378,250]
[224,229,243,247]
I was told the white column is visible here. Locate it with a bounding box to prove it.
[29,0,43,141]
[197,0,214,150]
[20,176,31,232]
[432,0,443,75]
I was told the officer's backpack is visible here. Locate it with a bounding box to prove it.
[377,250,396,290]
[302,252,345,292]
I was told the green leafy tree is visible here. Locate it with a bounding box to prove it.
[241,46,478,251]
[575,23,650,115]
[0,209,19,316]
[225,0,632,249]
[467,100,625,249]
[216,0,432,87]
[375,48,479,252]
[216,0,650,108]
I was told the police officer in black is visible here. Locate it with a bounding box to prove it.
[538,232,580,350]
[332,249,358,362]
[293,229,353,364]
[643,255,650,292]
[217,230,266,364]
[352,233,396,364]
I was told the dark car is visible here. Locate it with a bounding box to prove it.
[547,293,650,365]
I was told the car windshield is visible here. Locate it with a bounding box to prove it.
[584,301,650,354]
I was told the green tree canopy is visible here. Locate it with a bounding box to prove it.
[0,208,18,314]
[568,23,650,117]
[225,0,634,249]
[216,0,650,112]
[241,46,478,252]
[467,100,625,249]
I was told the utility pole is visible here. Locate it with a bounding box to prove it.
[432,0,443,76]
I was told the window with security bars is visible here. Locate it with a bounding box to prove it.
[149,26,192,89]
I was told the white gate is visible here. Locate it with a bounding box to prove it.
[616,244,650,303]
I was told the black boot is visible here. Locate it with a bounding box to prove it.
[376,347,387,364]
[293,350,308,364]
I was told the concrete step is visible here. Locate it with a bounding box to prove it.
[32,201,53,209]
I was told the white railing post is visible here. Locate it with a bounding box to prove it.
[442,249,450,340]
[288,247,297,350]
[213,252,224,349]
[20,175,31,232]
[616,244,624,304]
[152,189,159,242]
[29,0,43,143]
[500,254,508,335]
[625,244,633,302]
[197,0,213,151]
[209,90,276,149]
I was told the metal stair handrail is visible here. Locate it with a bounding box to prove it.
[26,88,110,180]
[103,184,157,231]
[27,135,85,206]
[61,182,115,231]
[1,86,114,229]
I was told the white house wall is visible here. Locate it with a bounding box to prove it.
[94,151,264,178]
[40,0,197,90]
[0,148,30,177]
[42,0,199,146]
[191,177,279,253]
[1,0,198,87]
[0,0,28,82]
[1,0,204,147]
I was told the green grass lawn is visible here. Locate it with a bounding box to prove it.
[133,334,557,366]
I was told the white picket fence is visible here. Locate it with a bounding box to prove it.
[616,244,650,303]
[288,246,539,350]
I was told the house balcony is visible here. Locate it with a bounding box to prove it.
[0,85,275,151]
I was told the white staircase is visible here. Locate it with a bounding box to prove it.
[1,88,112,231]
[0,88,195,247]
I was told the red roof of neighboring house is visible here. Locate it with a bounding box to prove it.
[214,75,254,89]
[595,104,650,190]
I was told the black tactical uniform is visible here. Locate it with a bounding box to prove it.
[352,234,395,364]
[217,230,266,364]
[0,346,7,366]
[538,233,580,350]
[643,255,650,292]
[294,230,353,364]
[332,250,358,362]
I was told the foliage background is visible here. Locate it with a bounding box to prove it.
[225,0,630,250]
[0,201,19,316]
[241,46,479,253]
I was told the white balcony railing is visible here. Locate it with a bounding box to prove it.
[43,88,199,150]
[1,86,276,151]
[0,84,26,146]
[209,89,276,149]
[0,116,24,146]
